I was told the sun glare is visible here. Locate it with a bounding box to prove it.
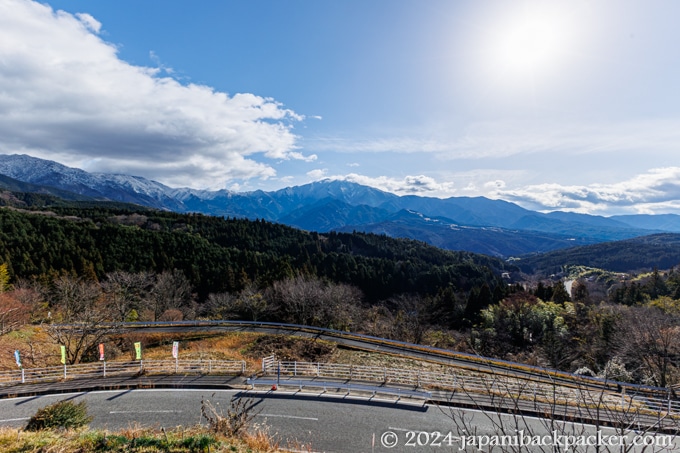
[475,2,586,88]
[496,9,569,77]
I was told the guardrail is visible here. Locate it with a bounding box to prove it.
[262,359,680,415]
[74,320,674,398]
[246,377,432,399]
[53,319,680,417]
[0,359,246,387]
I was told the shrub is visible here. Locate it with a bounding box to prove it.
[201,395,258,437]
[25,400,92,431]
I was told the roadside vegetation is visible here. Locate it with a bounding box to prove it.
[2,203,680,389]
[0,425,282,452]
[0,393,283,452]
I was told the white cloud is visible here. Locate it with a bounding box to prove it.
[484,180,506,189]
[306,168,328,179]
[335,173,456,197]
[309,119,680,163]
[308,167,680,216]
[75,13,101,33]
[499,167,680,215]
[0,0,310,189]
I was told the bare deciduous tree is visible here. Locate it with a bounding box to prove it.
[0,293,28,335]
[204,284,269,321]
[619,306,680,388]
[45,275,113,364]
[11,279,48,323]
[101,271,153,322]
[144,270,195,321]
[387,293,429,344]
[266,275,361,329]
[442,365,680,452]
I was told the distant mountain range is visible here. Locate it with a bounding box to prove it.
[1,153,679,258]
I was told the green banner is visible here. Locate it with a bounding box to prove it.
[134,342,142,360]
[60,345,66,365]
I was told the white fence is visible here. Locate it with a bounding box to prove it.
[0,359,246,387]
[263,359,680,414]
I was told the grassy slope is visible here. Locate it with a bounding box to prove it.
[0,326,459,374]
[0,425,284,452]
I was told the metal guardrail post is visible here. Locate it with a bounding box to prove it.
[21,368,25,384]
[620,387,625,408]
[63,364,67,380]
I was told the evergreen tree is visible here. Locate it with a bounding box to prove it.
[464,283,493,323]
[551,281,571,304]
[0,263,10,293]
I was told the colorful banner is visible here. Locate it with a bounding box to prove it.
[172,341,179,359]
[14,350,21,368]
[134,342,142,360]
[98,343,105,361]
[60,345,66,365]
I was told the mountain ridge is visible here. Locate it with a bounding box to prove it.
[1,153,677,257]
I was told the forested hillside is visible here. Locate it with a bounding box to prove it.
[517,233,680,275]
[6,199,680,388]
[0,203,513,302]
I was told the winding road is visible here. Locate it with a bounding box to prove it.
[104,320,665,396]
[5,321,677,451]
[0,390,676,453]
[3,388,675,452]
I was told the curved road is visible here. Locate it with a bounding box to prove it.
[104,320,661,396]
[0,389,455,452]
[1,389,676,452]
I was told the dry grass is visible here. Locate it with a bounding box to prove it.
[331,346,453,373]
[0,325,543,380]
[0,326,61,370]
[243,335,336,363]
[135,331,265,371]
[0,425,287,452]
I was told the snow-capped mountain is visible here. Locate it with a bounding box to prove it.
[1,153,678,257]
[0,154,184,210]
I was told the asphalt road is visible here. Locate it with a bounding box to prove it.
[2,389,678,452]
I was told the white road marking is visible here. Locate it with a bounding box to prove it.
[257,413,318,421]
[109,410,183,414]
[389,426,428,433]
[0,417,30,422]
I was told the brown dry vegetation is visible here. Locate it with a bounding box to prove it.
[0,326,458,376]
[0,425,287,453]
[0,326,61,370]
[243,335,336,362]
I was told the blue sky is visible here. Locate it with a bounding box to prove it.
[2,0,680,215]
